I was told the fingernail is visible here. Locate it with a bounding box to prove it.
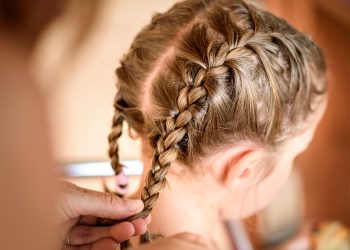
[127,200,144,212]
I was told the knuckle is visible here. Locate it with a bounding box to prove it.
[101,192,117,218]
[102,192,115,209]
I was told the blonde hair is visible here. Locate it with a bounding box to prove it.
[107,0,326,247]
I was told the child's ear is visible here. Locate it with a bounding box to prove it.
[209,145,263,190]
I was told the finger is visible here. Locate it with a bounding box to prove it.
[76,187,144,219]
[76,238,118,250]
[78,214,150,228]
[79,216,97,226]
[68,222,134,245]
[89,238,118,250]
[68,225,109,245]
[131,218,148,236]
[109,221,137,242]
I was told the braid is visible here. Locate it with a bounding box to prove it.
[96,93,126,227]
[119,54,212,249]
[108,93,125,175]
[132,59,211,247]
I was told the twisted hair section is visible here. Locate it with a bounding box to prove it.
[105,0,326,248]
[108,94,125,175]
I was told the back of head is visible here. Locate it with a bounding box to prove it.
[108,0,326,246]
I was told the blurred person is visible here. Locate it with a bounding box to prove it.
[105,0,328,249]
[0,0,211,250]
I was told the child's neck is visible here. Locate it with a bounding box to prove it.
[132,172,234,250]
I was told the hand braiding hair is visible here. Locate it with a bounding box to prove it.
[100,0,326,249]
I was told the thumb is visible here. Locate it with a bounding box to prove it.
[63,182,144,220]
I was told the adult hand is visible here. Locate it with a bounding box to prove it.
[58,181,149,250]
[135,233,213,250]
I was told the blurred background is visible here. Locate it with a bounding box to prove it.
[27,0,350,249]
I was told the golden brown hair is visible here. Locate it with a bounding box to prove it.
[107,0,326,247]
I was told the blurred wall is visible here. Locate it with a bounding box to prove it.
[264,0,350,225]
[33,0,177,163]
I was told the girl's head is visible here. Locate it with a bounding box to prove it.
[108,0,327,243]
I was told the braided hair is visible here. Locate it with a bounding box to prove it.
[106,0,326,248]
